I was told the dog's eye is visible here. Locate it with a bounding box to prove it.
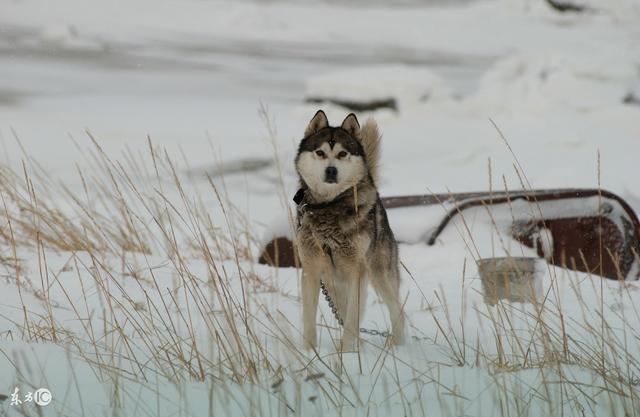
[315,150,326,158]
[337,151,348,159]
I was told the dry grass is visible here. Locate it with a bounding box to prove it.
[0,125,638,417]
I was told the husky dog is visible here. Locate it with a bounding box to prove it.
[294,110,405,350]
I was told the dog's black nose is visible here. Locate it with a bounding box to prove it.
[325,166,338,183]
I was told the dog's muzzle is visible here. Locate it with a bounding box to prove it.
[324,166,338,183]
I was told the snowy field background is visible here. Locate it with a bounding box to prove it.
[1,0,640,416]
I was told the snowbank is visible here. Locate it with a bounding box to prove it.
[305,65,452,112]
[470,52,637,114]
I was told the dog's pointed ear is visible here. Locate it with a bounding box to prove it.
[304,110,329,137]
[340,113,360,138]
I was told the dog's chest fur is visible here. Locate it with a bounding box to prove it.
[296,183,378,255]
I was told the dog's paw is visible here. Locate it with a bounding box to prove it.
[340,335,359,352]
[391,332,406,346]
[302,334,317,350]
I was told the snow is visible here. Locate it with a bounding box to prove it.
[306,65,452,110]
[471,52,637,114]
[1,0,640,415]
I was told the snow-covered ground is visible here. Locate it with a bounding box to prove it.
[1,0,640,415]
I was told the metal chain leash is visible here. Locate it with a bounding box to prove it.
[320,280,391,338]
[319,280,344,326]
[319,280,431,342]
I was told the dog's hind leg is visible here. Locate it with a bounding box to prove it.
[370,263,406,345]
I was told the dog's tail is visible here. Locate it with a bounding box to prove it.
[360,118,381,185]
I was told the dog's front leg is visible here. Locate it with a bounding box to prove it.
[340,262,367,351]
[300,257,323,349]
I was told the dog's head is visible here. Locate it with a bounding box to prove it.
[295,110,367,202]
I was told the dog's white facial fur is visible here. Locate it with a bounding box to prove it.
[297,142,366,202]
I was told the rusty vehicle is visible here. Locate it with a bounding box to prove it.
[258,189,640,281]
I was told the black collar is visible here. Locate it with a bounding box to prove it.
[293,187,346,210]
[293,188,306,205]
